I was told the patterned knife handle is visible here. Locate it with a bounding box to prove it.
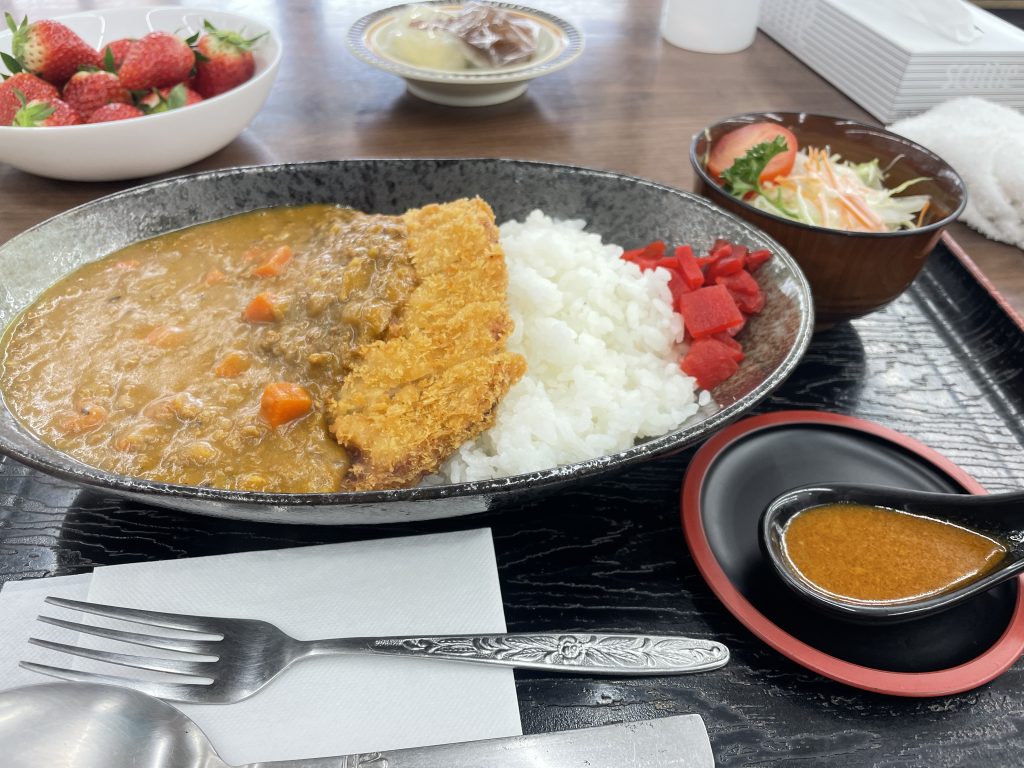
[310,633,729,675]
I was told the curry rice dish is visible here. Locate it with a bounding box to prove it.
[0,198,526,493]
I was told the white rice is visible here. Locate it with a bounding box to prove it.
[440,210,699,483]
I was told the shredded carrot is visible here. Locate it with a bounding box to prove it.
[820,151,842,188]
[746,145,929,232]
[836,194,881,231]
[916,199,931,228]
[808,151,886,231]
[253,245,294,278]
[260,381,312,427]
[817,192,831,229]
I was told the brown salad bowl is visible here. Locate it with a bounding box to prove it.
[690,112,967,329]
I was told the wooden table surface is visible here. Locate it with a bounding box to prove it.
[2,0,1021,313]
[3,2,1024,766]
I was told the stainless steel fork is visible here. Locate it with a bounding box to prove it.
[22,596,730,704]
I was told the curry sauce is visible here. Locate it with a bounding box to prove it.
[782,503,1006,603]
[0,205,416,493]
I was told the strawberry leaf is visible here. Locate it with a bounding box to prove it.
[165,83,187,109]
[1,51,22,75]
[4,12,21,36]
[103,46,116,73]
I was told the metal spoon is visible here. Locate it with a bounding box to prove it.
[759,483,1024,623]
[0,681,712,768]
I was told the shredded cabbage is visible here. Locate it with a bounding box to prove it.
[750,148,930,232]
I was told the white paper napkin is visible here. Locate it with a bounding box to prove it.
[0,528,522,765]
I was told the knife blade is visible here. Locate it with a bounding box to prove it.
[253,714,714,768]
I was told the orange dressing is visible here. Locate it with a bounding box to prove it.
[782,503,1006,603]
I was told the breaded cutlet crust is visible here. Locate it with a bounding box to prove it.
[329,197,527,490]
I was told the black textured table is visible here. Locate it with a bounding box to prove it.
[3,240,1024,767]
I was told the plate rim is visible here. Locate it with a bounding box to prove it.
[680,409,1024,697]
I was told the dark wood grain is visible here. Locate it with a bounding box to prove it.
[3,2,1024,766]
[2,1,1020,310]
[2,0,1020,308]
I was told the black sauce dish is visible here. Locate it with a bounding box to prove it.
[682,411,1024,696]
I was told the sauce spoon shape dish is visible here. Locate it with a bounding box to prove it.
[761,483,1024,623]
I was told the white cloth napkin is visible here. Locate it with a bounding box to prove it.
[0,528,522,766]
[889,99,1024,251]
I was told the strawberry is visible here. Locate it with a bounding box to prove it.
[117,31,196,91]
[0,72,58,124]
[138,82,203,113]
[12,96,82,126]
[4,13,100,86]
[86,102,143,123]
[193,20,263,98]
[61,70,131,117]
[99,38,135,71]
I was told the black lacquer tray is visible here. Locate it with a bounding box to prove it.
[3,237,1024,767]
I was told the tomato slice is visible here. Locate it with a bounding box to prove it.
[707,123,798,184]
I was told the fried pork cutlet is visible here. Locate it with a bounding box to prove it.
[329,198,527,490]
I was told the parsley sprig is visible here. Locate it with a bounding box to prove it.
[720,136,799,217]
[720,136,788,196]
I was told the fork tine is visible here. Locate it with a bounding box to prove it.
[44,596,222,634]
[27,638,214,678]
[19,661,209,702]
[37,615,219,654]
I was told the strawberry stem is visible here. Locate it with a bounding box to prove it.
[201,19,266,50]
[12,98,56,127]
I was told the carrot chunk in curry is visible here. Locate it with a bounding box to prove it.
[214,351,251,378]
[243,292,282,323]
[253,245,294,278]
[261,382,313,427]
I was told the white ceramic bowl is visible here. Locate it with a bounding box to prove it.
[0,7,281,181]
[348,2,583,107]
